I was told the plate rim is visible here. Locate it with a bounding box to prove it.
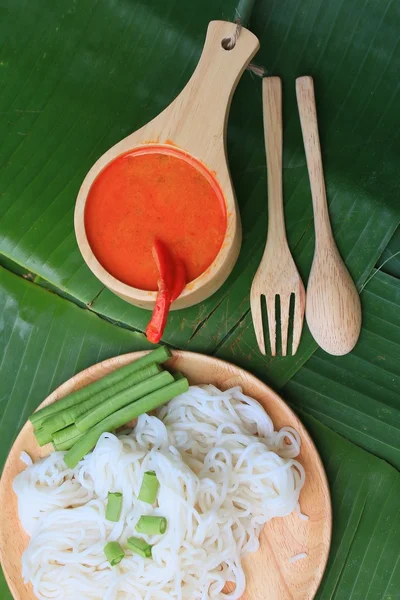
[0,349,332,600]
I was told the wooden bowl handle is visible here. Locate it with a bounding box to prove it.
[174,21,259,152]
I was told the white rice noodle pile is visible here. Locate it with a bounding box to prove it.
[14,385,306,600]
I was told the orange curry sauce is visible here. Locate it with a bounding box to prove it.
[85,146,227,291]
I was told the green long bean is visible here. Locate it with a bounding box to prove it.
[30,346,171,428]
[53,431,83,451]
[75,371,173,433]
[40,363,162,434]
[64,377,188,469]
[34,427,53,447]
[52,424,80,446]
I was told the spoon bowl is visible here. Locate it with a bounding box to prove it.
[306,242,362,355]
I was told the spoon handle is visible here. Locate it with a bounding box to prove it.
[262,77,286,246]
[296,77,333,245]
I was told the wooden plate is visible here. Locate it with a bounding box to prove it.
[0,351,331,600]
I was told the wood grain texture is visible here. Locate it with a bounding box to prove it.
[0,351,331,600]
[74,21,259,311]
[296,77,362,356]
[250,78,305,356]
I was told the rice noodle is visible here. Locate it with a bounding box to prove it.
[288,553,307,563]
[14,385,306,600]
[20,451,33,466]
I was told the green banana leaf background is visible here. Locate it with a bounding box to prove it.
[0,0,399,598]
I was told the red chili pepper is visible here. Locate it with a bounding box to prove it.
[152,239,174,289]
[145,285,170,344]
[146,240,186,344]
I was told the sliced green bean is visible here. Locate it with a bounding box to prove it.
[40,363,162,434]
[64,377,189,469]
[30,346,171,428]
[127,537,152,558]
[104,541,125,566]
[136,516,167,535]
[138,472,159,504]
[75,371,173,433]
[106,492,123,522]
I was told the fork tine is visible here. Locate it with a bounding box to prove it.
[280,295,291,356]
[292,288,305,355]
[265,295,277,356]
[250,294,266,355]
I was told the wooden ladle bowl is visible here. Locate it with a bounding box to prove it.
[74,22,260,310]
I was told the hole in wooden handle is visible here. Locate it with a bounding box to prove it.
[221,22,242,50]
[221,37,236,50]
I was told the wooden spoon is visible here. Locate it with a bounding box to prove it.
[296,76,362,355]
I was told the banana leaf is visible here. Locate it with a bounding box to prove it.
[1,0,399,358]
[0,268,152,469]
[1,0,400,597]
[376,226,400,279]
[1,266,399,599]
[216,270,400,467]
[284,270,400,469]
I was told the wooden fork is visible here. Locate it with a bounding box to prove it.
[250,77,305,356]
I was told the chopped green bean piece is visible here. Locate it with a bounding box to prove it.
[136,515,167,535]
[138,471,159,504]
[106,492,123,522]
[127,537,152,558]
[104,541,125,566]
